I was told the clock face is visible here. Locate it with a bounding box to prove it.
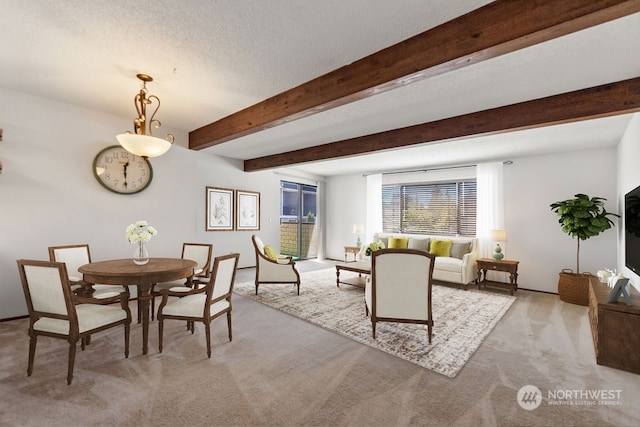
[93,146,153,194]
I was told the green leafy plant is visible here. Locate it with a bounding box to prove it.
[306,211,315,223]
[550,194,619,274]
[364,240,385,257]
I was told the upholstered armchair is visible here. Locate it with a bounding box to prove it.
[17,259,131,385]
[365,248,435,343]
[48,244,128,299]
[251,234,300,295]
[157,253,239,358]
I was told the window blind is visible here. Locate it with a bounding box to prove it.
[382,180,476,236]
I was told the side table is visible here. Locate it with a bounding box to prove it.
[344,245,361,262]
[476,258,519,296]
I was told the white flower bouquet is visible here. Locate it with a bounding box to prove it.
[126,220,158,244]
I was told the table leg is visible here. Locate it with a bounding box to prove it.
[138,283,152,355]
[509,272,518,295]
[336,268,340,287]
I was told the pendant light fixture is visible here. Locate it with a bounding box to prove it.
[116,73,174,158]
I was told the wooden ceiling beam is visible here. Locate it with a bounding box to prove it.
[243,77,640,171]
[189,0,640,150]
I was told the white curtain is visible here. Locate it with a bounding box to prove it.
[315,180,326,259]
[366,174,382,244]
[476,162,505,258]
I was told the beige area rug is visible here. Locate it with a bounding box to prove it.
[234,268,516,378]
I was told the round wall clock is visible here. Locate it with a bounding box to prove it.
[92,145,153,194]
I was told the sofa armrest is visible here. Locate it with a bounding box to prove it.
[460,251,478,284]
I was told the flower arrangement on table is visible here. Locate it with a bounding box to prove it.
[364,240,385,257]
[126,220,158,243]
[126,220,157,265]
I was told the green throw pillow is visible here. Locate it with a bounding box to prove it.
[388,236,409,249]
[430,240,452,257]
[263,244,279,261]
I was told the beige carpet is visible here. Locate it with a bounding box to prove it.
[234,268,515,378]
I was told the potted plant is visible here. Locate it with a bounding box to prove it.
[550,193,619,305]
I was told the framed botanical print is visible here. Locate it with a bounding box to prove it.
[206,186,234,231]
[236,190,260,230]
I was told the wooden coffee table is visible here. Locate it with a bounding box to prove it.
[336,261,371,288]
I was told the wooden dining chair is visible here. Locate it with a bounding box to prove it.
[48,244,128,300]
[150,243,213,320]
[17,259,131,385]
[157,253,239,358]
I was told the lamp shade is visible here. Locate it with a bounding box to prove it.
[490,229,507,242]
[352,224,364,234]
[117,133,172,158]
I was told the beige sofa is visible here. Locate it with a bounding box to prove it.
[369,232,479,289]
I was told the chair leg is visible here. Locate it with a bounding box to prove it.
[67,342,77,385]
[205,323,211,358]
[27,335,37,377]
[124,323,130,358]
[255,282,259,295]
[227,311,232,342]
[372,321,376,339]
[158,319,164,353]
[296,282,300,295]
[151,295,155,321]
[137,299,142,324]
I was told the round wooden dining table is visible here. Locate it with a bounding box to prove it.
[78,258,197,355]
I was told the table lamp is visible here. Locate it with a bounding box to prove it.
[353,224,364,247]
[490,229,507,260]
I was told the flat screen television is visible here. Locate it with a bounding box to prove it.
[625,184,640,276]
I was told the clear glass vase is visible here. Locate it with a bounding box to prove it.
[133,241,149,265]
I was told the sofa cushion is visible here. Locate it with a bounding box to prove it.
[263,244,279,261]
[408,237,430,252]
[430,240,452,257]
[388,236,409,249]
[450,241,472,260]
[434,256,463,273]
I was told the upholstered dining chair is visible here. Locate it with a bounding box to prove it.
[365,248,436,343]
[251,234,300,295]
[150,242,213,320]
[16,259,131,385]
[157,253,239,358]
[48,244,128,299]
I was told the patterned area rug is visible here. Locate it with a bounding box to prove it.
[234,268,515,378]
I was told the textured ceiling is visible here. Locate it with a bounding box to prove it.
[1,1,639,177]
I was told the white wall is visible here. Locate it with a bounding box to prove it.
[325,147,620,293]
[617,113,640,291]
[504,147,618,293]
[325,174,367,260]
[0,88,283,319]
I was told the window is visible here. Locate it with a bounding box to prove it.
[382,180,476,236]
[280,181,317,222]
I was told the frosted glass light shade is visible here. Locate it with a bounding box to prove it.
[117,133,172,158]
